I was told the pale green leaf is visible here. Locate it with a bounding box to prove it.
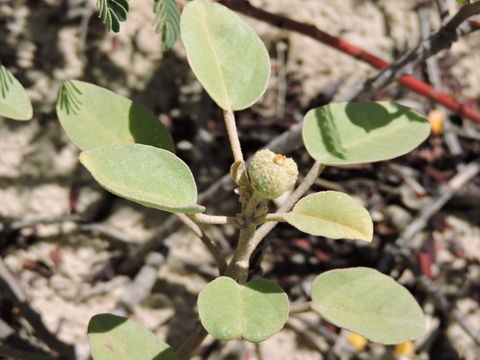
[198,277,289,342]
[284,191,373,242]
[154,0,181,50]
[0,65,33,121]
[311,268,426,344]
[79,144,204,214]
[180,0,270,110]
[88,313,176,360]
[303,102,430,165]
[57,80,174,151]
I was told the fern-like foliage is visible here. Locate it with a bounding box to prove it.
[153,0,181,50]
[97,0,130,33]
[0,65,13,98]
[57,81,82,115]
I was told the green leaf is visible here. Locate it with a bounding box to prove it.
[0,65,33,121]
[154,0,181,50]
[311,268,426,344]
[56,80,174,152]
[284,191,373,242]
[198,277,289,342]
[302,102,430,165]
[97,0,129,33]
[88,313,176,360]
[180,0,270,110]
[79,144,204,214]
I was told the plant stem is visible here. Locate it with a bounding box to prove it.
[175,321,208,360]
[224,191,262,283]
[223,109,244,163]
[189,213,236,226]
[259,213,287,223]
[176,213,227,274]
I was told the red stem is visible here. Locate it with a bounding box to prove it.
[218,0,480,123]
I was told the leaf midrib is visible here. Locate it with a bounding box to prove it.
[288,211,369,239]
[197,2,231,109]
[314,301,423,329]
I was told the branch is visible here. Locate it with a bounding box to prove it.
[378,158,480,271]
[347,1,480,101]
[175,321,208,360]
[0,259,75,358]
[189,213,236,226]
[218,0,480,123]
[176,213,227,274]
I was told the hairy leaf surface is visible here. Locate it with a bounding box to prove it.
[311,268,426,344]
[80,144,204,214]
[181,0,270,110]
[57,80,174,151]
[0,65,33,120]
[88,313,176,360]
[198,277,289,342]
[303,102,430,165]
[284,191,373,242]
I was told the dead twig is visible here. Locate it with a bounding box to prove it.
[218,0,480,123]
[176,213,227,275]
[113,252,166,315]
[0,259,75,359]
[348,1,480,102]
[418,5,464,163]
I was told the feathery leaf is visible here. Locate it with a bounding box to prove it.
[153,0,181,50]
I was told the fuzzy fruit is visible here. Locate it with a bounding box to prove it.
[248,149,298,199]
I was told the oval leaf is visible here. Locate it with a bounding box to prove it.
[57,80,174,151]
[88,313,176,360]
[198,277,289,342]
[303,102,430,165]
[0,65,33,120]
[181,0,270,110]
[79,144,204,214]
[311,268,426,344]
[284,191,373,242]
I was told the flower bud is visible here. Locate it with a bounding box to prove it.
[248,149,298,199]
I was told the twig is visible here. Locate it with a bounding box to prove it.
[397,159,479,248]
[435,0,451,21]
[7,215,83,231]
[0,344,58,360]
[176,213,227,274]
[78,223,134,249]
[259,213,286,223]
[189,213,235,226]
[218,0,480,123]
[113,252,166,315]
[378,159,480,271]
[419,4,463,163]
[0,259,75,358]
[175,321,208,360]
[347,1,480,102]
[289,302,312,314]
[418,276,480,349]
[0,319,58,360]
[118,215,180,274]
